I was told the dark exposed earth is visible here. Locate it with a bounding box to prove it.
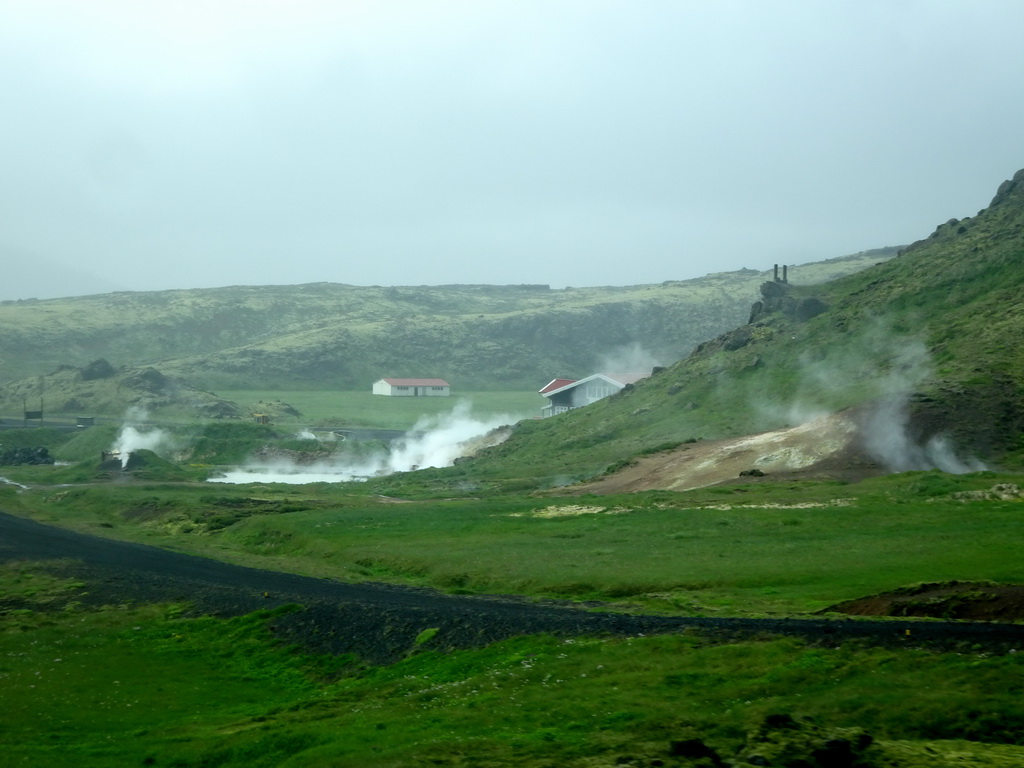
[826,581,1024,622]
[2,511,1022,664]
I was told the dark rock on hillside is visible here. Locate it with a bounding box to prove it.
[123,367,170,393]
[989,167,1024,207]
[747,278,828,325]
[794,295,828,321]
[722,326,754,351]
[0,446,53,466]
[691,326,757,358]
[80,358,116,381]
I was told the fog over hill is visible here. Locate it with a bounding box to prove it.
[0,252,890,396]
[2,3,1022,299]
[458,169,1024,489]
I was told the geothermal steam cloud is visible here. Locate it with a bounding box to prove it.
[211,402,520,485]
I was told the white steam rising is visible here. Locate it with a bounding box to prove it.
[210,459,374,485]
[860,396,985,474]
[210,401,521,485]
[111,408,176,467]
[595,342,663,377]
[853,342,984,473]
[764,329,984,474]
[388,402,513,472]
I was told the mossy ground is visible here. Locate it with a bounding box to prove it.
[2,453,1023,766]
[1,578,1021,767]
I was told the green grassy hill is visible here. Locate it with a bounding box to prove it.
[0,252,893,393]
[452,169,1024,487]
[0,362,241,423]
[3,172,1024,768]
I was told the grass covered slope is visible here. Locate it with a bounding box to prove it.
[5,470,1023,616]
[3,591,1022,768]
[6,171,1024,767]
[2,471,1024,767]
[460,169,1024,487]
[0,361,243,422]
[0,253,891,391]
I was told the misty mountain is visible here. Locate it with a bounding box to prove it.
[0,254,889,396]
[0,247,127,301]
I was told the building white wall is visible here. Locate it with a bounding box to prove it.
[372,379,394,396]
[372,380,450,397]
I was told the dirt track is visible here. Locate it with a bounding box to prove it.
[2,511,1021,663]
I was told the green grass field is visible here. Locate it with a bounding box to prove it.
[7,470,1024,617]
[1,579,1022,767]
[216,390,541,428]
[3,467,1024,765]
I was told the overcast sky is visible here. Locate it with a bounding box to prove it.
[2,1,1022,300]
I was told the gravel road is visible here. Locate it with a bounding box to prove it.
[2,511,1021,663]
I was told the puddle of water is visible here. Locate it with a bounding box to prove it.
[208,467,372,485]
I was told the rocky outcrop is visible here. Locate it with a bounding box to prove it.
[0,446,53,466]
[80,358,116,381]
[989,167,1024,207]
[899,167,1024,256]
[748,279,828,324]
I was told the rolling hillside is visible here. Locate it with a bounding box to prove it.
[447,168,1024,489]
[0,252,892,396]
[2,175,1023,768]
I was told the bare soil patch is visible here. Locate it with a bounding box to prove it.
[826,581,1024,622]
[575,411,885,494]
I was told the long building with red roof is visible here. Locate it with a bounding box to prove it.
[372,378,451,397]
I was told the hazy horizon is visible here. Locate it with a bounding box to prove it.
[2,1,1022,301]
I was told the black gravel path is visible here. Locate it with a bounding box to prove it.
[2,511,1021,663]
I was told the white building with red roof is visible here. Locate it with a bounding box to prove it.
[372,378,451,397]
[538,372,650,417]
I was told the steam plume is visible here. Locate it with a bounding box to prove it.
[210,401,521,484]
[860,396,985,474]
[111,408,176,467]
[854,341,985,473]
[595,342,663,377]
[762,329,984,474]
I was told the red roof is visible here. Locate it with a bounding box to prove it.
[539,373,651,398]
[381,378,450,387]
[539,378,577,394]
